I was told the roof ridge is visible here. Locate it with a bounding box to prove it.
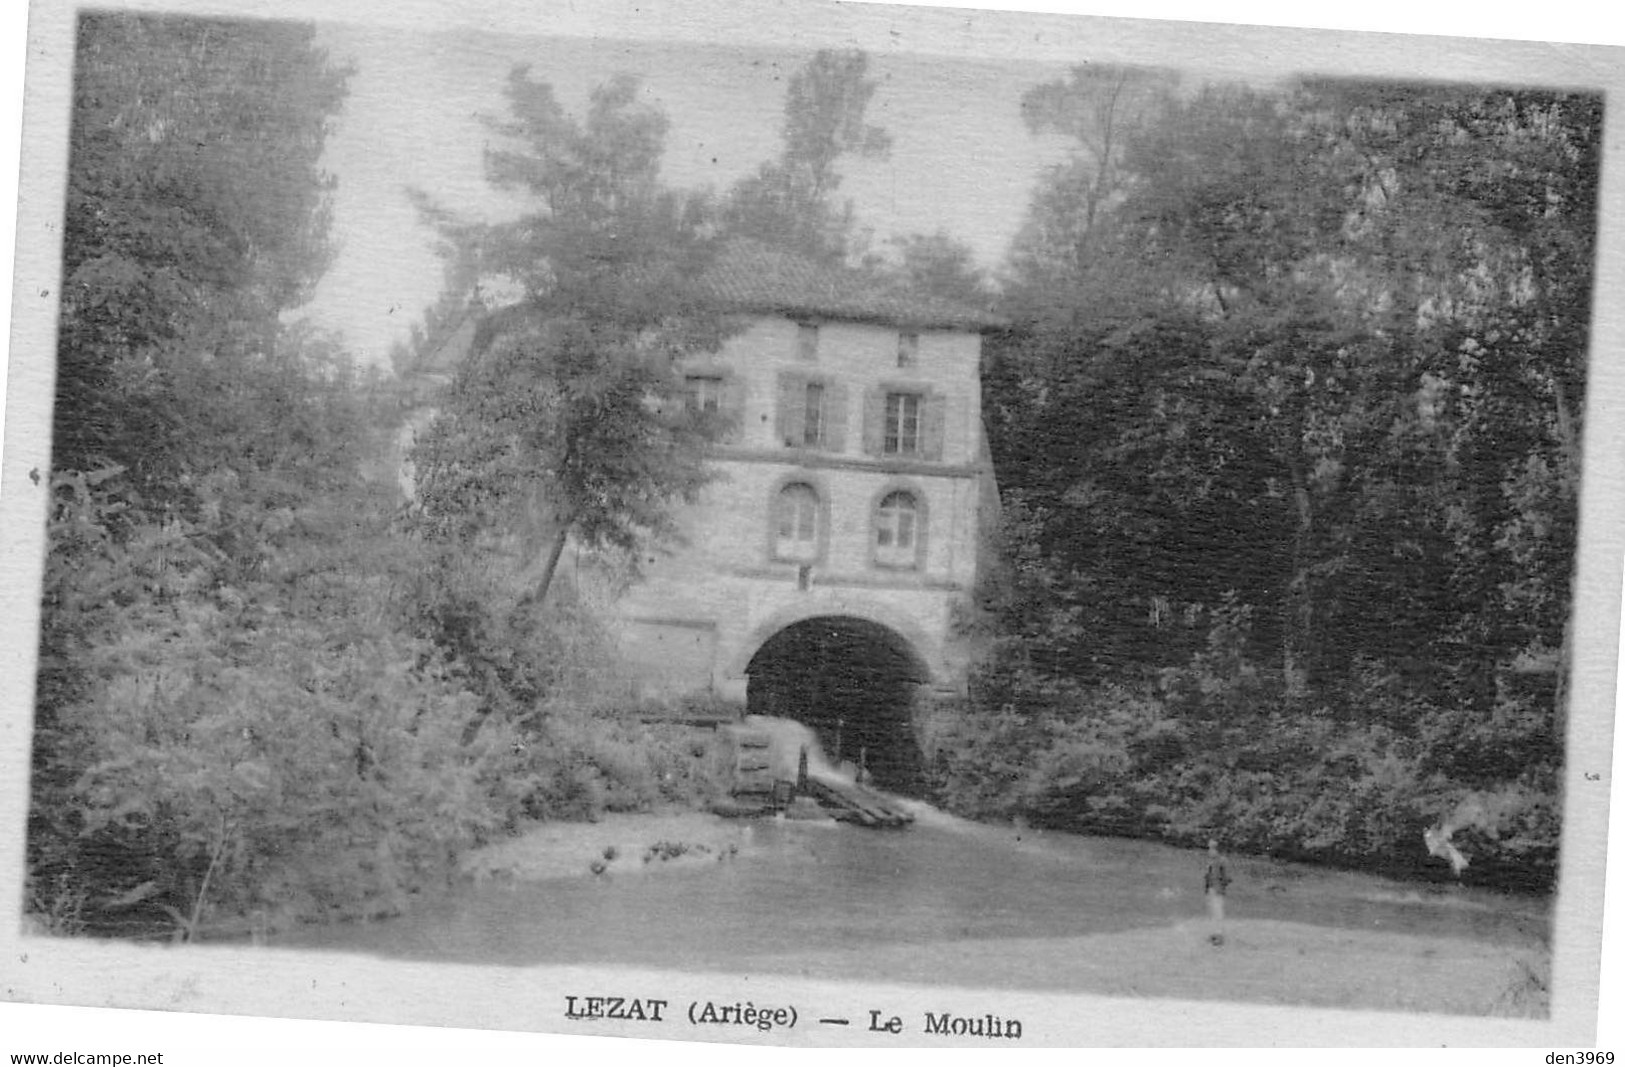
[701,239,1002,330]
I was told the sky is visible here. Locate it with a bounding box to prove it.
[293,8,1625,369]
[299,22,1080,366]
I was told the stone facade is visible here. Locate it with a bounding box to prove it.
[609,249,1000,705]
[394,244,1000,709]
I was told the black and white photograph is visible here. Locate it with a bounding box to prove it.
[1,0,1620,1055]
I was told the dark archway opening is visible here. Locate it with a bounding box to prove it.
[745,616,928,796]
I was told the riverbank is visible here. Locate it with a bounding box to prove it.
[461,809,758,883]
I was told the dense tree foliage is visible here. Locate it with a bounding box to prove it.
[950,73,1598,888]
[879,230,994,310]
[1007,64,1177,297]
[409,68,733,620]
[30,17,728,939]
[55,14,350,502]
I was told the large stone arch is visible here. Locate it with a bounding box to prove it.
[739,611,934,795]
[725,600,943,686]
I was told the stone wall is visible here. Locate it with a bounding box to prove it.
[607,311,991,705]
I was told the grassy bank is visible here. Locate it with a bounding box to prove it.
[917,628,1560,894]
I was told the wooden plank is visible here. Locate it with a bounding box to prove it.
[801,776,913,828]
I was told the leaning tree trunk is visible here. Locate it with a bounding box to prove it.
[521,512,577,614]
[463,509,576,746]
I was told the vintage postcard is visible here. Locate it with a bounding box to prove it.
[1,0,1620,1056]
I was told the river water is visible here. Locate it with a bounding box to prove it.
[277,799,1549,987]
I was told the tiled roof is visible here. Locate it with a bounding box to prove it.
[698,240,1003,331]
[404,243,1002,382]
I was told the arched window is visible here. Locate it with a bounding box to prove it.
[874,490,920,568]
[773,482,821,562]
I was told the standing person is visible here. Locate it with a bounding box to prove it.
[1204,838,1231,946]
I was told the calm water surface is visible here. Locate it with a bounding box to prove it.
[276,805,1549,975]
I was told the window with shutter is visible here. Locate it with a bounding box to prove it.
[780,375,844,450]
[684,375,725,414]
[884,392,923,455]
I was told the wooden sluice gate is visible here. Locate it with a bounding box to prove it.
[795,774,914,828]
[712,722,914,828]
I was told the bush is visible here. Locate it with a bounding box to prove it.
[399,547,731,822]
[510,713,729,820]
[928,661,1164,830]
[404,548,623,734]
[929,608,1561,890]
[27,465,529,937]
[33,588,514,936]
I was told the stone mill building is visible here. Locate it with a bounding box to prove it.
[400,241,1002,788]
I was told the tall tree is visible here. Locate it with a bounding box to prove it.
[1005,64,1177,317]
[721,49,891,261]
[32,14,394,935]
[55,12,350,504]
[989,78,1599,705]
[970,76,1593,882]
[883,231,992,309]
[411,68,731,613]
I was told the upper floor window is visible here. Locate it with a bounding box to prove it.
[863,387,944,461]
[884,392,923,455]
[684,375,725,414]
[874,490,920,568]
[773,482,821,562]
[897,332,920,368]
[777,373,846,451]
[796,323,820,362]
